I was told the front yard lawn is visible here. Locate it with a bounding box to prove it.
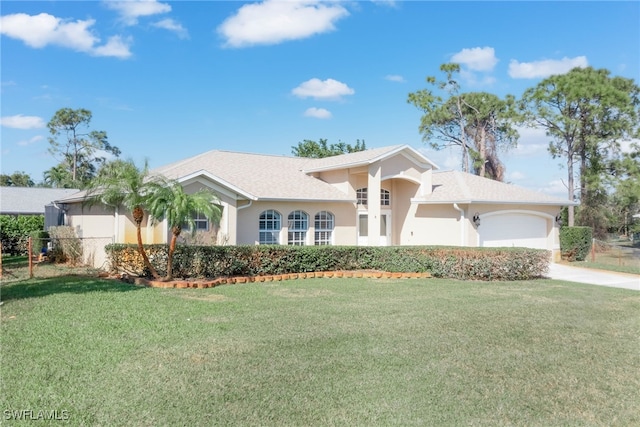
[2,276,639,426]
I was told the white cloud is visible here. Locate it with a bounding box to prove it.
[385,74,405,83]
[304,107,332,119]
[92,35,133,58]
[458,69,496,87]
[152,18,189,39]
[0,13,132,58]
[1,114,45,129]
[292,78,354,100]
[218,0,349,48]
[508,56,588,79]
[0,13,98,50]
[104,0,171,25]
[18,135,45,147]
[451,47,498,72]
[511,125,550,157]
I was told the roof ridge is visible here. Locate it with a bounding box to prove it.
[151,149,221,173]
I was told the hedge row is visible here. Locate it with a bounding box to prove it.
[106,244,550,281]
[0,215,44,256]
[559,226,592,261]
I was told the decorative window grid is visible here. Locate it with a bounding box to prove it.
[259,209,281,244]
[314,211,334,245]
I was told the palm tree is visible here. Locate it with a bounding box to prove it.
[84,159,161,279]
[147,180,222,280]
[43,164,74,188]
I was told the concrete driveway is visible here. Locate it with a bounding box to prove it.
[547,263,640,291]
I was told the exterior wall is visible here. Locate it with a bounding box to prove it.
[391,179,420,245]
[65,203,115,268]
[404,204,463,246]
[236,201,357,245]
[380,154,423,183]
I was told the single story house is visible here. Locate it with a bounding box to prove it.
[0,187,80,229]
[56,145,576,268]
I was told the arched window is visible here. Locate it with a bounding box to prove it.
[314,211,334,245]
[259,210,281,244]
[288,210,308,245]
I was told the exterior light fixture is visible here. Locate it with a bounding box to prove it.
[472,212,481,227]
[555,213,563,226]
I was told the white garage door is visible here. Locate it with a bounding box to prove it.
[479,214,548,249]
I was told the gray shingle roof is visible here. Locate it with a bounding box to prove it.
[418,170,575,205]
[0,187,81,214]
[151,150,354,201]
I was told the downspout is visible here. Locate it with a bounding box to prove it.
[52,201,68,226]
[237,200,252,211]
[453,203,465,246]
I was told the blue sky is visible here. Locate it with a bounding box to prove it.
[1,1,638,198]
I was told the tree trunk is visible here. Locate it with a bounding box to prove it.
[567,157,575,227]
[165,228,180,280]
[478,126,487,177]
[136,220,159,279]
[456,97,469,173]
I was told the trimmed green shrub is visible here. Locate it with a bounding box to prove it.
[0,215,44,256]
[560,226,593,261]
[106,244,550,281]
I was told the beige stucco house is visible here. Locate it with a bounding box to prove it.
[56,145,575,268]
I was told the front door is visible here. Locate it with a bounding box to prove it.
[357,212,391,246]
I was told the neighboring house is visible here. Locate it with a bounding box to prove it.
[0,187,80,229]
[56,145,576,268]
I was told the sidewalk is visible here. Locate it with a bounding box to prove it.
[547,263,640,291]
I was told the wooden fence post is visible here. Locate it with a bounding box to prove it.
[28,236,34,279]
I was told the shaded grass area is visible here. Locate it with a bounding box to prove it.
[2,276,639,426]
[1,256,100,284]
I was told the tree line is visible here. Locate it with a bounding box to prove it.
[3,65,639,238]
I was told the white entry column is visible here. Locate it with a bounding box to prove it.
[367,163,381,246]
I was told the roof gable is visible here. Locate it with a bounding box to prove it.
[302,144,439,172]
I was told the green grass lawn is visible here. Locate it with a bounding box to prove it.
[2,275,639,426]
[574,239,640,275]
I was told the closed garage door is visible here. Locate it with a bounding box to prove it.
[479,214,548,249]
